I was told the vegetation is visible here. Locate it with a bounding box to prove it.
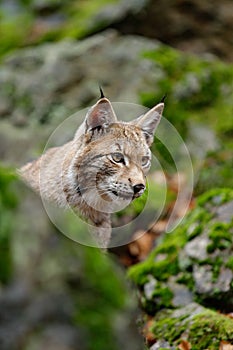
[72,248,127,350]
[0,0,117,58]
[0,1,233,348]
[128,188,233,313]
[140,45,233,190]
[0,166,18,284]
[141,45,233,139]
[151,304,233,350]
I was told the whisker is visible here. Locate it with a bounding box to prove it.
[75,185,111,194]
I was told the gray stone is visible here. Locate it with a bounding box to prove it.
[193,264,213,294]
[144,275,157,300]
[0,30,164,168]
[0,30,162,129]
[184,234,210,260]
[215,201,233,223]
[150,340,175,350]
[168,279,193,307]
[215,267,233,293]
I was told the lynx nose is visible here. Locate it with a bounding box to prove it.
[133,183,145,195]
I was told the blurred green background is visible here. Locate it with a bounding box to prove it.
[0,0,232,349]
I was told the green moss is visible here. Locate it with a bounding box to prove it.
[128,228,187,286]
[151,284,173,311]
[226,256,233,271]
[197,187,233,207]
[140,44,233,176]
[0,13,33,58]
[0,166,18,284]
[211,257,223,281]
[176,272,195,290]
[151,309,188,345]
[196,151,233,194]
[142,45,233,125]
[141,284,174,315]
[72,247,127,350]
[151,305,233,350]
[181,207,213,240]
[207,222,232,253]
[60,0,117,40]
[128,260,156,286]
[128,188,233,312]
[0,0,117,58]
[189,311,233,350]
[154,229,188,255]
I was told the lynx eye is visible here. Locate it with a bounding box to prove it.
[141,156,150,167]
[111,152,125,164]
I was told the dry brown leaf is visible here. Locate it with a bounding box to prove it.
[129,231,154,260]
[143,319,156,346]
[178,339,191,350]
[167,172,187,193]
[150,219,167,234]
[219,340,233,350]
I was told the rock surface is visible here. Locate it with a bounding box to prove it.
[0,30,164,168]
[151,302,233,350]
[1,0,233,62]
[0,30,227,172]
[95,0,233,61]
[129,188,233,348]
[0,30,160,128]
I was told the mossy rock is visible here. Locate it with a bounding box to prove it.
[140,45,233,140]
[195,150,233,194]
[128,188,233,313]
[150,303,233,350]
[0,0,118,58]
[138,43,233,183]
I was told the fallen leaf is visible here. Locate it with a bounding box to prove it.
[168,172,187,193]
[178,340,191,350]
[150,220,167,234]
[129,231,154,260]
[143,319,156,346]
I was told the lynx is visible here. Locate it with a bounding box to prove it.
[20,93,164,247]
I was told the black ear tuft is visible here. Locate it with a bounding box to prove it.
[160,94,167,103]
[99,86,105,99]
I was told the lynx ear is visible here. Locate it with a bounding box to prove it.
[133,103,164,145]
[85,97,117,132]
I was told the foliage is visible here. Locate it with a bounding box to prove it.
[54,0,117,41]
[128,226,187,286]
[0,0,117,59]
[72,247,127,350]
[0,165,18,284]
[0,12,33,57]
[196,152,233,194]
[140,44,233,191]
[141,45,233,139]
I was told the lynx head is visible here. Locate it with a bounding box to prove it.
[71,96,164,212]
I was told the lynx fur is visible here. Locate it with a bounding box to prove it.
[20,96,164,247]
